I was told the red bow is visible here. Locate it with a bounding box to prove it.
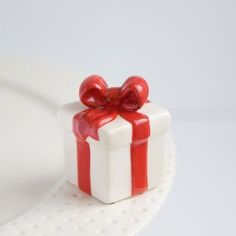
[73,75,150,196]
[79,75,149,111]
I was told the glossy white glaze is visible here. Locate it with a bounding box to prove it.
[57,102,171,203]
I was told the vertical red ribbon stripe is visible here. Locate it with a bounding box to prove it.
[76,139,91,194]
[120,111,150,195]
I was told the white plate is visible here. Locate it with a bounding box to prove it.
[0,58,175,236]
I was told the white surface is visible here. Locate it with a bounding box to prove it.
[58,101,170,203]
[0,59,83,225]
[0,141,174,236]
[0,59,175,235]
[0,71,62,225]
[0,0,236,229]
[89,137,132,203]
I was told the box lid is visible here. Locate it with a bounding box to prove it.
[57,102,171,148]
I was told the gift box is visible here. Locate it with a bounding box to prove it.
[58,75,171,203]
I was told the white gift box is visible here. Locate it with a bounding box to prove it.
[58,101,171,203]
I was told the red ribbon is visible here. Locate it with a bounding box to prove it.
[73,75,150,196]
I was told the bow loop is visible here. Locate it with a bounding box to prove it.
[79,75,108,108]
[119,76,149,111]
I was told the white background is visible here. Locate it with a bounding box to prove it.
[0,0,235,235]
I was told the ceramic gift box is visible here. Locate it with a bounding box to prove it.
[58,75,171,204]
